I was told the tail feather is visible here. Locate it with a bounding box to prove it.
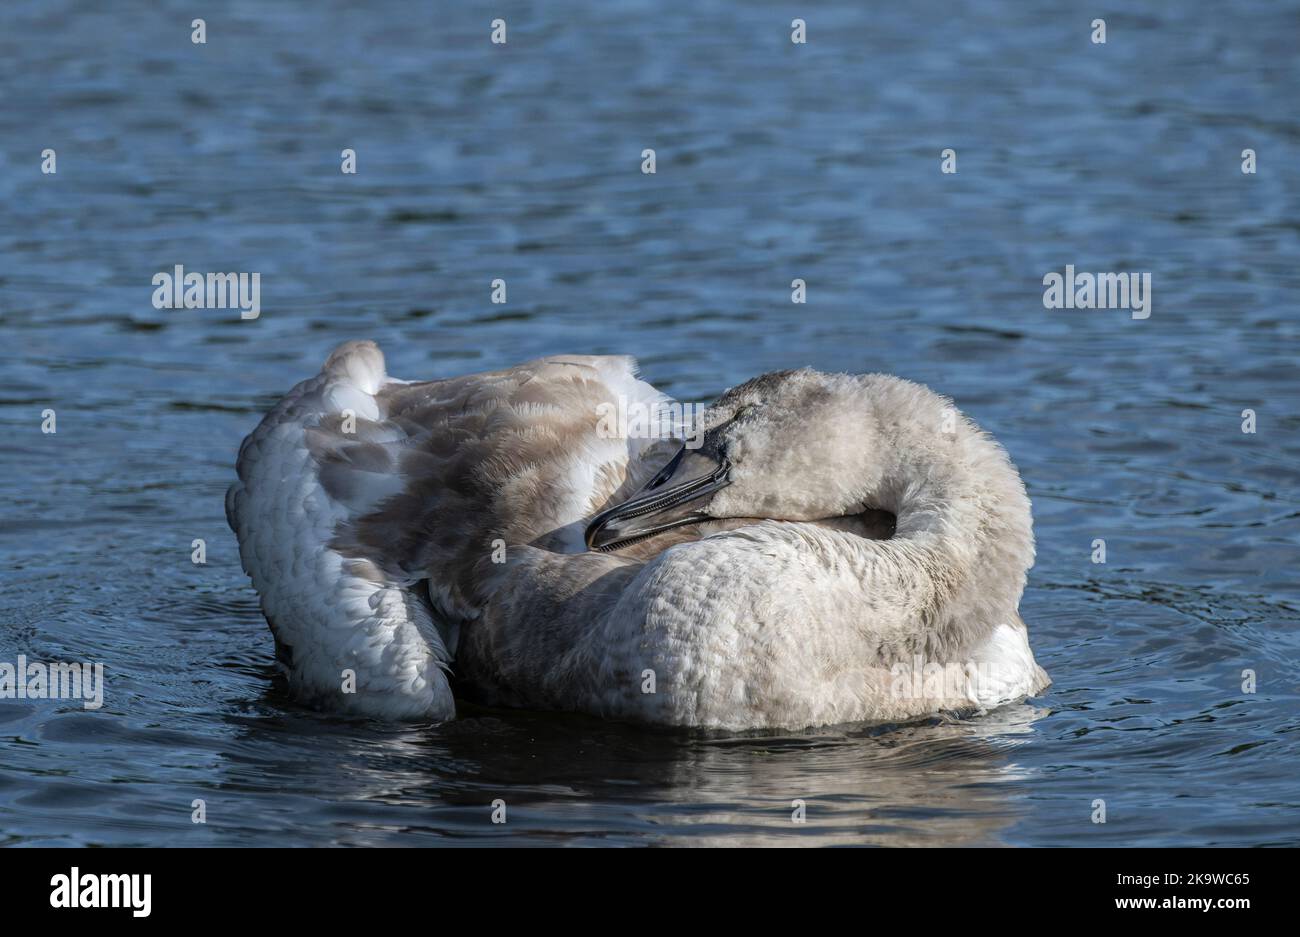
[227,341,456,720]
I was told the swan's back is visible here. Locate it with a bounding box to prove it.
[226,341,662,719]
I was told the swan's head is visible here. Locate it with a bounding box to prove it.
[587,369,890,551]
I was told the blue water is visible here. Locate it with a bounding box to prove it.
[2,0,1298,846]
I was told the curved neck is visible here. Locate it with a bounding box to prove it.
[849,383,1034,655]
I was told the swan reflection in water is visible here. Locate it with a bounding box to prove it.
[212,690,1050,847]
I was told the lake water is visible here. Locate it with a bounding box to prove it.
[2,0,1298,846]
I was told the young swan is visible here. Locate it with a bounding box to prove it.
[465,369,1050,729]
[229,342,1048,730]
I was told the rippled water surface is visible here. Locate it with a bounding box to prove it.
[3,0,1299,846]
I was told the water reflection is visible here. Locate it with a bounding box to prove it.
[200,698,1049,846]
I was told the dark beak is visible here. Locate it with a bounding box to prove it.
[585,446,731,551]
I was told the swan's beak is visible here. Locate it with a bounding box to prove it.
[585,446,731,551]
